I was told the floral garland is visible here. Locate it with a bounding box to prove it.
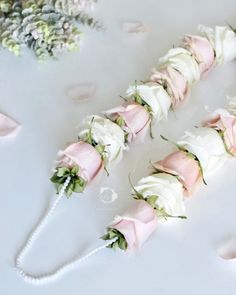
[15,24,236,283]
[51,24,236,197]
[0,0,100,60]
[102,98,236,251]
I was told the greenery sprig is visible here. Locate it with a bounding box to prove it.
[50,166,86,197]
[101,228,128,251]
[0,0,101,60]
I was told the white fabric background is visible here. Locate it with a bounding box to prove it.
[1,0,236,294]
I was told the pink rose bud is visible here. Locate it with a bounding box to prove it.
[204,111,236,156]
[58,141,103,183]
[183,35,215,75]
[111,200,158,250]
[104,102,150,142]
[153,150,202,195]
[150,66,188,108]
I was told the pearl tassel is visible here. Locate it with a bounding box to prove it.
[15,177,117,284]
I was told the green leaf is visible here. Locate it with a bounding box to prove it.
[116,116,125,127]
[146,195,158,208]
[57,167,69,177]
[128,174,143,200]
[101,228,128,251]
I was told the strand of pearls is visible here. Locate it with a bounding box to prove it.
[15,176,117,284]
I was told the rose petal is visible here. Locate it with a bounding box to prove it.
[123,22,148,34]
[0,113,21,137]
[218,238,236,260]
[66,83,97,102]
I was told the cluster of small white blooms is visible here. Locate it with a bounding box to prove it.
[126,82,172,122]
[134,173,185,218]
[79,115,127,165]
[177,127,228,178]
[158,48,201,86]
[198,25,236,65]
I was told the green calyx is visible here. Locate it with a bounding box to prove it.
[132,83,153,115]
[160,134,207,185]
[129,175,187,220]
[101,228,128,251]
[228,23,236,34]
[82,117,109,174]
[218,129,235,157]
[50,166,86,197]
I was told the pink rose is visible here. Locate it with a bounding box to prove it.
[111,200,158,251]
[153,150,202,195]
[150,66,188,108]
[104,102,151,142]
[57,141,103,183]
[183,35,215,75]
[203,110,236,156]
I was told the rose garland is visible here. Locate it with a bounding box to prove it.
[15,24,236,283]
[102,99,236,250]
[51,24,236,197]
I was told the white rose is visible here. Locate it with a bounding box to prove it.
[79,115,126,165]
[177,127,228,178]
[198,25,236,65]
[158,47,200,85]
[134,173,185,218]
[126,82,171,122]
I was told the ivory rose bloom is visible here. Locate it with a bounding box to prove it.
[183,35,215,74]
[153,150,202,195]
[57,141,103,183]
[150,66,188,108]
[104,102,151,142]
[79,115,126,165]
[198,25,236,65]
[158,47,201,85]
[203,108,236,156]
[134,173,185,218]
[177,127,228,178]
[126,82,172,122]
[111,200,158,250]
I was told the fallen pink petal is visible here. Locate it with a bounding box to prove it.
[0,113,21,137]
[66,83,97,102]
[218,238,236,260]
[122,22,148,34]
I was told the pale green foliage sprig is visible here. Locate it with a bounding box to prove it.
[47,0,96,16]
[0,0,100,60]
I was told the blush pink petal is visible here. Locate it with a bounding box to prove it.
[183,35,215,75]
[58,141,103,182]
[150,66,188,108]
[0,113,21,137]
[105,102,150,142]
[204,113,236,155]
[111,200,158,250]
[153,151,202,195]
